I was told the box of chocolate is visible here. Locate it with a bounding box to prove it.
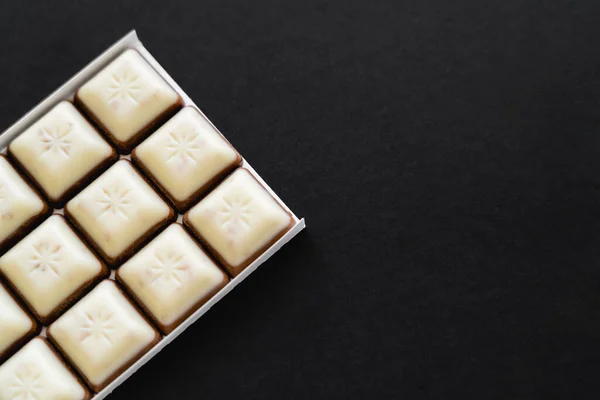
[0,30,305,400]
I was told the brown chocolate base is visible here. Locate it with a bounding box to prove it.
[64,160,177,267]
[132,146,242,213]
[0,215,110,325]
[74,85,183,155]
[183,168,295,277]
[116,226,230,334]
[7,138,119,209]
[0,284,41,364]
[47,280,162,393]
[0,155,52,257]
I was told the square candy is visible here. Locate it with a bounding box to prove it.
[47,280,160,392]
[117,224,228,333]
[76,49,181,153]
[133,107,241,212]
[0,283,38,362]
[0,215,108,324]
[65,160,175,266]
[0,338,90,400]
[184,168,293,276]
[8,101,117,207]
[0,156,49,252]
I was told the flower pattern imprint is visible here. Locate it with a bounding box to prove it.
[97,185,132,219]
[107,65,145,112]
[29,241,62,277]
[151,249,189,287]
[166,129,202,164]
[6,363,43,400]
[38,122,72,157]
[219,195,253,230]
[80,309,116,345]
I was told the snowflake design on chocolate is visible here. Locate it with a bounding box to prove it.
[6,363,43,400]
[29,241,62,277]
[219,195,253,230]
[38,122,72,157]
[166,129,202,164]
[98,185,132,219]
[151,249,189,287]
[80,309,115,345]
[107,65,144,109]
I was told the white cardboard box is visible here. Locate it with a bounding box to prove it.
[0,30,306,399]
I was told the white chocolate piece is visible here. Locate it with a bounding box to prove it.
[9,101,114,202]
[135,107,239,204]
[0,215,103,320]
[77,49,179,145]
[186,169,291,271]
[0,157,45,246]
[66,160,172,260]
[0,284,33,356]
[48,280,158,389]
[119,224,227,330]
[0,338,87,400]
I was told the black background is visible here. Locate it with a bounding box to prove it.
[2,0,600,398]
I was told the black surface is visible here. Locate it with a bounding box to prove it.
[2,0,600,398]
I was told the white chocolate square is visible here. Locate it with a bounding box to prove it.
[0,338,88,400]
[134,107,239,205]
[0,157,46,246]
[48,280,158,390]
[9,101,114,203]
[118,224,227,331]
[186,169,292,272]
[77,49,179,146]
[0,284,34,356]
[0,215,104,320]
[66,160,172,261]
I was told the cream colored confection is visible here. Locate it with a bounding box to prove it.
[48,280,157,389]
[0,157,45,245]
[186,169,291,270]
[9,101,114,202]
[0,338,87,400]
[77,49,179,144]
[66,160,171,260]
[135,107,238,203]
[0,215,103,320]
[119,224,227,329]
[0,284,33,355]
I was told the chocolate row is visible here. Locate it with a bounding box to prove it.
[0,48,294,397]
